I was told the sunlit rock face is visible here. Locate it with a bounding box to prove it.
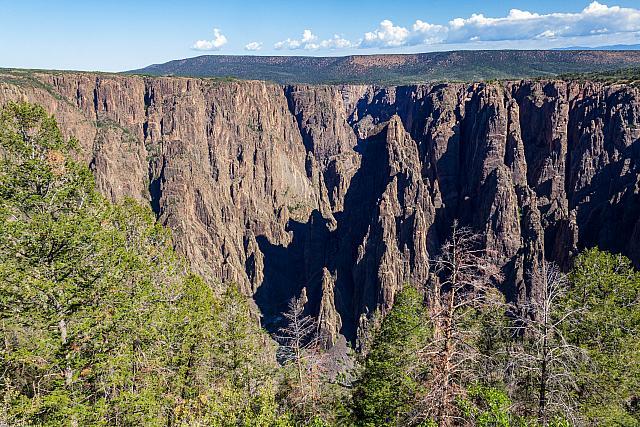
[3,71,639,344]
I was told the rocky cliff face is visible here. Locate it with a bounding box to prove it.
[2,70,639,345]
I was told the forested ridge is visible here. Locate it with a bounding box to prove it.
[127,51,640,84]
[0,102,638,426]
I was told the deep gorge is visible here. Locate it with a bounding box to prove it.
[2,70,639,344]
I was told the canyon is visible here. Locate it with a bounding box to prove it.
[1,69,639,345]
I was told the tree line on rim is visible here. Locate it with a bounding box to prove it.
[0,102,638,426]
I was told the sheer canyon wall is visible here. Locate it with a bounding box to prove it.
[1,71,639,344]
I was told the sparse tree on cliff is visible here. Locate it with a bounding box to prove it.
[507,263,585,425]
[419,221,504,426]
[277,293,327,423]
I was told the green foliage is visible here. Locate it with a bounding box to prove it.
[457,385,526,427]
[472,294,512,388]
[559,67,640,86]
[350,286,430,426]
[0,102,290,426]
[0,101,107,425]
[566,248,640,425]
[2,102,639,426]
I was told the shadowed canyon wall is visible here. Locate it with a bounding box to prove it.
[2,71,639,344]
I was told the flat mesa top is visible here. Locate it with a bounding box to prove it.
[127,50,640,85]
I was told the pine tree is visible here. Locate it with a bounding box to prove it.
[350,286,429,427]
[0,102,292,426]
[566,249,640,425]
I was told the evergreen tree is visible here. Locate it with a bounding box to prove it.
[0,101,110,425]
[0,102,291,426]
[566,249,640,425]
[456,385,521,427]
[350,286,429,427]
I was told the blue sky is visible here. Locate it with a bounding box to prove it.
[2,0,640,72]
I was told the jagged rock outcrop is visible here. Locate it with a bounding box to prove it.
[1,70,639,345]
[317,268,341,348]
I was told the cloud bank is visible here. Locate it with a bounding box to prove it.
[273,30,354,50]
[197,2,640,53]
[445,1,640,43]
[278,2,640,51]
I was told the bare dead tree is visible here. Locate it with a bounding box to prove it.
[507,262,586,426]
[417,221,504,426]
[277,293,324,418]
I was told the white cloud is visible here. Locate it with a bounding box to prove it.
[360,20,411,48]
[535,30,557,40]
[445,2,640,43]
[245,41,263,51]
[268,3,640,52]
[274,39,299,50]
[409,20,448,45]
[356,19,445,49]
[192,28,228,51]
[275,29,316,49]
[301,30,317,43]
[319,35,356,49]
[274,30,355,50]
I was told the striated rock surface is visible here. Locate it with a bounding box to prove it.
[2,70,639,345]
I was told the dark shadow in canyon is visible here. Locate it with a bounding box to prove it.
[253,214,326,333]
[253,126,393,342]
[256,83,640,344]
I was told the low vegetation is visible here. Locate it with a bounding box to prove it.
[559,67,640,86]
[127,51,640,85]
[1,102,638,426]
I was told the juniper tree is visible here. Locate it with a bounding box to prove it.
[0,102,107,425]
[565,249,640,425]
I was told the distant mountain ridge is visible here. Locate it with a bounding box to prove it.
[128,49,640,84]
[554,44,640,51]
